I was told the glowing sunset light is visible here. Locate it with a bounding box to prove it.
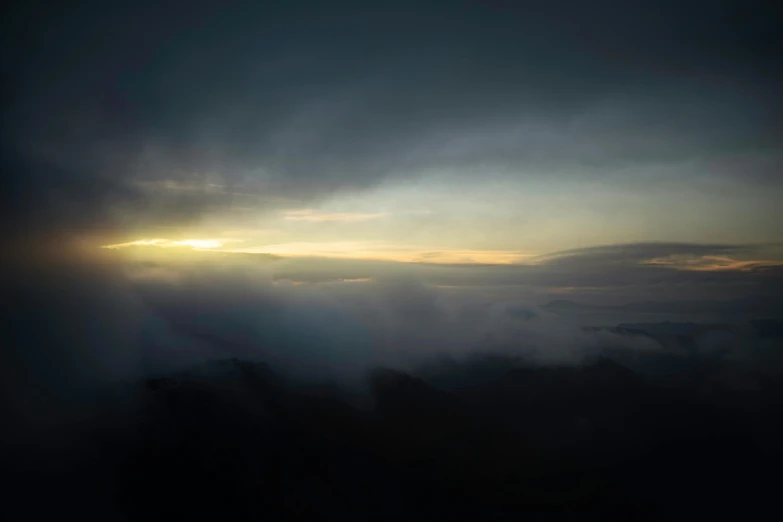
[170,239,223,249]
[101,238,223,250]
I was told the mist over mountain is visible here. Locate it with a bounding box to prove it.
[3,251,783,521]
[6,351,782,521]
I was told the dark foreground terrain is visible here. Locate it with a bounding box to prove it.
[4,329,783,521]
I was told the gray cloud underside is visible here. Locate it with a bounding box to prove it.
[3,1,782,240]
[6,239,781,425]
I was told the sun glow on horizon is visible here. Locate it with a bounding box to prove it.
[99,236,536,264]
[224,241,535,264]
[170,239,223,249]
[101,238,224,250]
[97,236,783,272]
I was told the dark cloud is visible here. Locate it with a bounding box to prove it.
[8,239,773,405]
[0,252,570,424]
[3,1,782,244]
[3,235,782,522]
[5,241,779,426]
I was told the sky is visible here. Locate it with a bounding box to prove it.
[3,1,783,328]
[3,0,781,263]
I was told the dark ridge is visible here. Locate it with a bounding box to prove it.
[5,354,783,521]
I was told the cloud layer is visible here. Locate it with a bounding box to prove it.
[5,240,781,426]
[3,1,782,249]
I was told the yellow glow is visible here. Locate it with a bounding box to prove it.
[101,239,169,248]
[98,218,544,265]
[101,238,223,250]
[225,241,534,264]
[170,239,223,249]
[643,255,783,272]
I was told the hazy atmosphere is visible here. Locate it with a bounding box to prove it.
[3,1,782,521]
